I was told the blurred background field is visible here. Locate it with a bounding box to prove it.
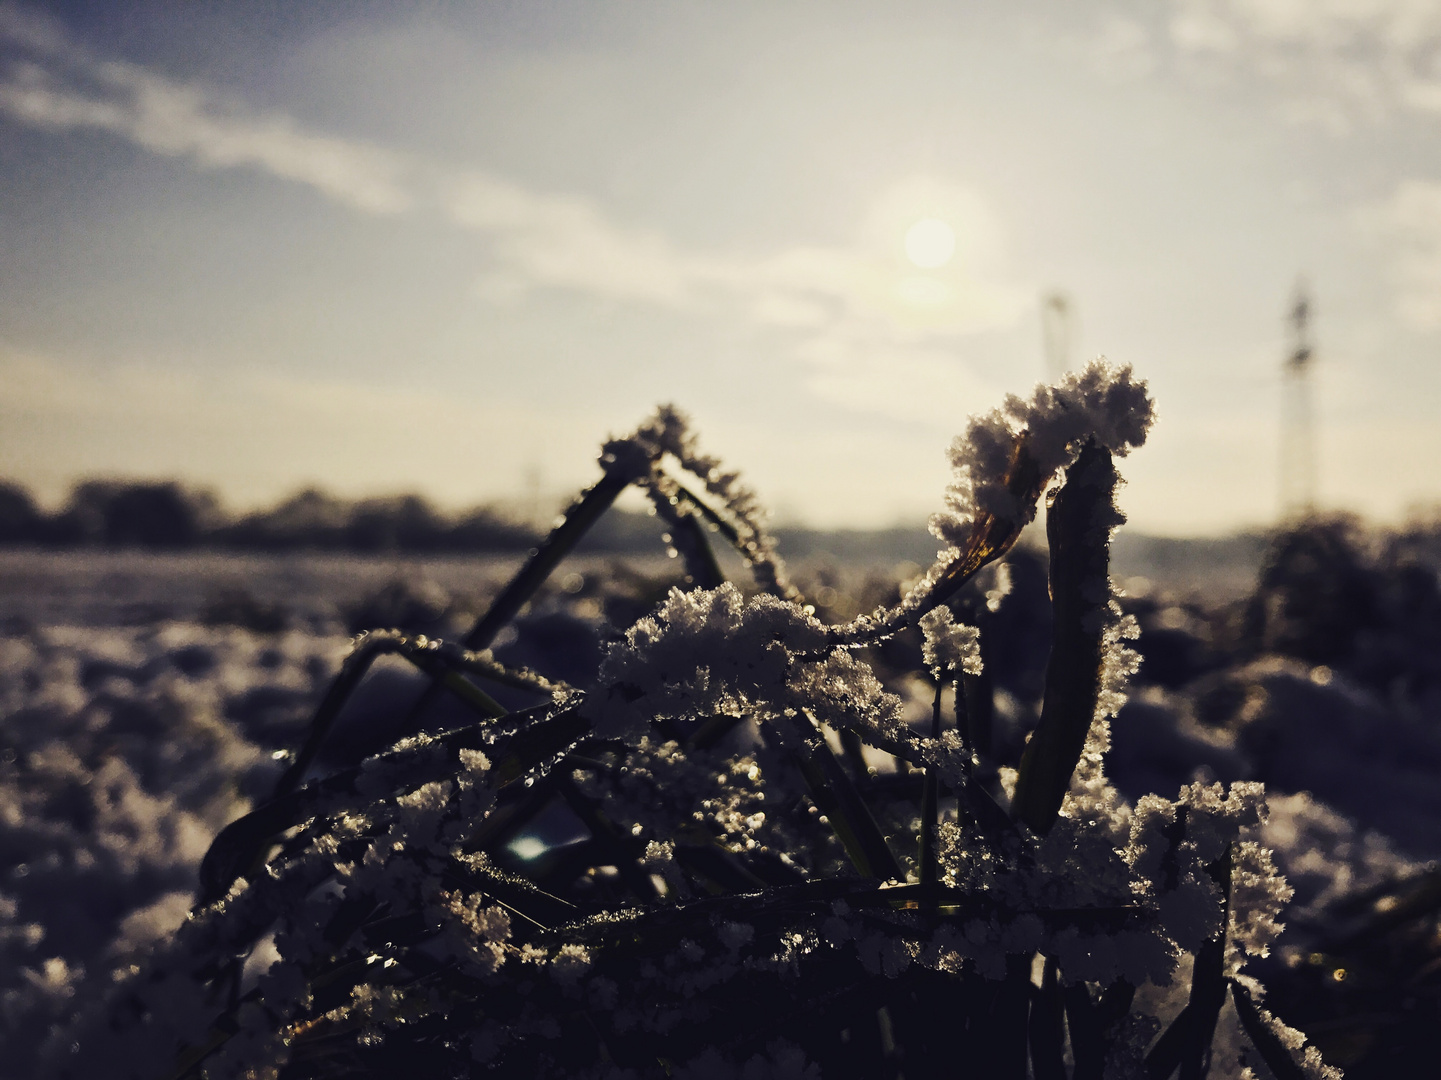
[0,531,1268,631]
[4,513,1441,1077]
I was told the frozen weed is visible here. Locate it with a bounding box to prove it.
[29,362,1341,1080]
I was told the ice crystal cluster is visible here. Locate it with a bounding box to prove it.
[33,361,1338,1080]
[928,362,1153,551]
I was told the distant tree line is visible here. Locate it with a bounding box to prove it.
[0,479,540,553]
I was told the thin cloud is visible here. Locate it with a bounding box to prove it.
[443,170,1029,334]
[0,3,1029,415]
[1363,179,1441,329]
[1079,2,1441,130]
[0,6,413,213]
[440,171,707,306]
[1081,2,1441,334]
[1167,0,1441,130]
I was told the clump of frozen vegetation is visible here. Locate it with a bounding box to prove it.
[26,362,1339,1079]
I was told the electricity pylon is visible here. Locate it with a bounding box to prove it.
[1279,284,1317,520]
[1041,291,1074,381]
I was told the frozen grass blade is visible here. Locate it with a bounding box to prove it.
[912,436,1045,622]
[397,430,662,732]
[961,636,992,754]
[1144,845,1232,1080]
[782,711,902,881]
[830,436,1045,649]
[641,479,727,589]
[201,703,587,902]
[1229,981,1315,1080]
[462,465,638,653]
[1029,956,1066,1080]
[1011,440,1118,834]
[274,629,510,799]
[400,404,789,732]
[917,680,943,887]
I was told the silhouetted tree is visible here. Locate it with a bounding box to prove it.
[345,495,447,552]
[48,481,216,548]
[220,488,352,549]
[0,481,44,544]
[1243,516,1378,666]
[448,507,536,551]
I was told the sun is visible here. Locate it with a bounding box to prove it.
[904,217,956,269]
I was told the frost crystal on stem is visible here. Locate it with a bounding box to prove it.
[919,606,983,678]
[929,358,1154,551]
[833,359,1155,646]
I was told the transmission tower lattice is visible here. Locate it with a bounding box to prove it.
[1280,285,1317,520]
[1041,291,1074,381]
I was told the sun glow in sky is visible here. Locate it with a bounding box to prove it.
[4,1,1441,534]
[904,218,957,269]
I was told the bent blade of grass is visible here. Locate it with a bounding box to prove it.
[832,434,1044,648]
[1011,440,1116,834]
[1228,981,1317,1080]
[201,705,588,903]
[398,465,637,733]
[274,630,510,801]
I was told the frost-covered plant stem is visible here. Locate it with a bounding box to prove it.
[1145,842,1233,1080]
[917,679,944,888]
[1011,439,1120,834]
[637,473,727,589]
[398,405,796,732]
[274,629,518,799]
[825,362,1154,649]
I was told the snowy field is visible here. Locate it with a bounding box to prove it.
[2,532,1439,1077]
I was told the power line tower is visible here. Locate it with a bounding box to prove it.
[1040,291,1074,381]
[1279,283,1317,520]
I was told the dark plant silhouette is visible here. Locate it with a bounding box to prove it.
[42,365,1336,1080]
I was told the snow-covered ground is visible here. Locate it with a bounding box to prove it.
[1,540,1437,1077]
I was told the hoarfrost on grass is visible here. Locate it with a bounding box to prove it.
[0,362,1369,1079]
[929,358,1154,551]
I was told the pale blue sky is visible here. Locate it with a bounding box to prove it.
[3,0,1440,533]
